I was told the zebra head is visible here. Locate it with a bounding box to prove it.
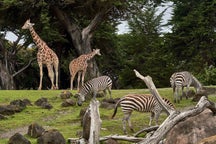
[76,93,85,106]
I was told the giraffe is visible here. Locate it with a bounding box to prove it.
[22,19,59,90]
[69,49,101,90]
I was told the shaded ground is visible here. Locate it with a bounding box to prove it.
[0,126,28,139]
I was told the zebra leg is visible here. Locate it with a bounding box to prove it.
[93,92,97,100]
[108,86,112,99]
[174,87,179,103]
[149,112,155,126]
[154,111,161,126]
[186,86,189,99]
[77,71,81,91]
[103,89,107,97]
[122,112,133,134]
[181,87,184,100]
[173,86,176,103]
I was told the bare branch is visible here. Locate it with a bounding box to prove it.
[134,126,159,137]
[133,69,174,114]
[12,58,36,77]
[100,135,145,143]
[133,69,216,144]
[82,6,113,41]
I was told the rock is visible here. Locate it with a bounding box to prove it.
[37,129,66,144]
[27,123,45,138]
[23,99,32,106]
[8,133,31,144]
[0,105,23,115]
[0,114,7,120]
[100,98,120,109]
[34,98,48,106]
[105,138,119,144]
[10,99,27,109]
[40,102,53,110]
[165,109,216,144]
[59,91,72,99]
[192,90,208,102]
[100,101,115,109]
[61,99,76,107]
[34,98,52,110]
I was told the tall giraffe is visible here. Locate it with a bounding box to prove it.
[22,19,59,90]
[69,49,101,90]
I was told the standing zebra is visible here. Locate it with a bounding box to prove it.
[76,76,112,106]
[111,94,175,134]
[170,71,203,103]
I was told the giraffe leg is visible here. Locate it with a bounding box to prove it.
[47,64,55,90]
[81,70,86,87]
[54,62,59,89]
[38,63,43,90]
[77,71,82,91]
[70,75,74,90]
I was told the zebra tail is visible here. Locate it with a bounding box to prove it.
[111,98,122,119]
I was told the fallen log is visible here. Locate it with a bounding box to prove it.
[99,134,145,143]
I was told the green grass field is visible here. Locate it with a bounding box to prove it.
[0,88,215,143]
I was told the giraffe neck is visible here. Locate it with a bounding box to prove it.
[85,51,96,61]
[29,27,46,51]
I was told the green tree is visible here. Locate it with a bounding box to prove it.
[117,2,170,88]
[0,0,166,89]
[166,0,216,75]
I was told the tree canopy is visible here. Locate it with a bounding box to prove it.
[0,0,216,89]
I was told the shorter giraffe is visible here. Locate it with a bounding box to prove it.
[69,49,101,90]
[22,19,59,90]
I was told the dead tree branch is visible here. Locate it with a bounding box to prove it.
[134,69,174,114]
[100,135,145,143]
[134,126,159,137]
[133,69,216,144]
[12,58,36,77]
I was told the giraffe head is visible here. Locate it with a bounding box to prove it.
[93,49,101,56]
[22,19,35,29]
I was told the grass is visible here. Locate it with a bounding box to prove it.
[0,88,215,143]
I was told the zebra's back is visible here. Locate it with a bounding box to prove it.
[77,75,112,106]
[112,93,175,134]
[82,76,112,93]
[119,94,174,113]
[170,71,192,88]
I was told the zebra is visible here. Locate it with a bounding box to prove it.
[170,71,203,103]
[111,94,175,134]
[76,75,112,106]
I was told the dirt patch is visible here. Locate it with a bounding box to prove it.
[0,126,28,139]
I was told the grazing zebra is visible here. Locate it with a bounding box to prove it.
[170,71,203,103]
[111,94,175,134]
[76,76,112,106]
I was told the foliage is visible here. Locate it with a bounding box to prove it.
[1,0,216,89]
[165,0,216,73]
[117,2,172,88]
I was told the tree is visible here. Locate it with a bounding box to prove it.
[117,2,171,88]
[0,0,168,89]
[165,0,216,74]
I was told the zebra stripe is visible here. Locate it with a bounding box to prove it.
[77,75,112,106]
[170,71,202,103]
[112,94,175,134]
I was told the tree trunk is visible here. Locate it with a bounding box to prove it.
[0,61,16,90]
[52,6,110,79]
